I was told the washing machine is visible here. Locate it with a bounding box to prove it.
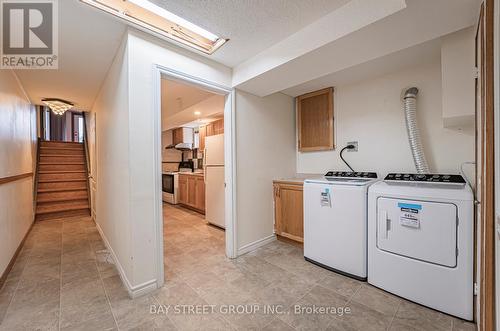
[304,171,378,280]
[368,173,474,320]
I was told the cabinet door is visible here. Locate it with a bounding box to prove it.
[274,183,304,242]
[187,176,197,206]
[297,87,334,152]
[195,177,205,212]
[214,119,224,135]
[206,123,215,137]
[173,128,184,145]
[199,126,206,151]
[178,176,188,204]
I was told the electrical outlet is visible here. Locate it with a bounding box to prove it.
[347,141,358,152]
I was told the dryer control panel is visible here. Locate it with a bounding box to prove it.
[325,171,378,178]
[384,173,466,186]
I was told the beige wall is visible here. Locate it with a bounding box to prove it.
[296,58,475,180]
[91,36,133,281]
[0,70,36,276]
[93,29,232,294]
[235,90,296,250]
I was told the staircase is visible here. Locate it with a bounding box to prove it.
[35,141,90,221]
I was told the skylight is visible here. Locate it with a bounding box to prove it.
[80,0,228,54]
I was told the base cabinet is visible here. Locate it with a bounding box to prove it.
[178,174,205,213]
[273,181,304,243]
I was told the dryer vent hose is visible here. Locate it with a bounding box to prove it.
[403,87,430,174]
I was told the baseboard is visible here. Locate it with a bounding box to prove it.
[0,220,34,290]
[94,221,158,298]
[237,234,276,256]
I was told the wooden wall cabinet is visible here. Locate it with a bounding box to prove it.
[297,87,334,152]
[198,118,224,151]
[178,174,205,213]
[273,181,304,243]
[198,126,206,151]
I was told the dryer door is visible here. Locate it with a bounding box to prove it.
[376,197,457,267]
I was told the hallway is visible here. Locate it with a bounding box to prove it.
[0,206,476,330]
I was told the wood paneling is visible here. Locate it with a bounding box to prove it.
[476,2,496,330]
[297,87,334,152]
[273,182,304,243]
[0,172,33,185]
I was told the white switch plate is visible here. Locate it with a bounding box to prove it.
[347,141,358,152]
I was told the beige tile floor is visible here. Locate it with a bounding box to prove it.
[0,203,476,331]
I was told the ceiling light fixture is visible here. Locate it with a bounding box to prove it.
[194,111,201,116]
[80,0,228,54]
[42,98,74,116]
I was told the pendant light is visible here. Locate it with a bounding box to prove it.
[41,98,74,116]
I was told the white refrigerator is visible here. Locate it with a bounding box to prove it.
[205,134,225,228]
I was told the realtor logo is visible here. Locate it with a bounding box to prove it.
[1,0,58,69]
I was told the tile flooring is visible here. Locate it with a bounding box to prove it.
[0,203,476,330]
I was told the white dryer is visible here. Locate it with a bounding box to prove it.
[304,171,378,280]
[368,173,474,320]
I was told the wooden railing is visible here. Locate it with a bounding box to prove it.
[82,112,92,210]
[0,172,33,185]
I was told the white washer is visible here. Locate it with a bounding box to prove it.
[368,174,474,320]
[304,171,378,280]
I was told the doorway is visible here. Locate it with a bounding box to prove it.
[153,66,236,288]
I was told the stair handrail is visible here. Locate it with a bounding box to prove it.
[82,112,92,215]
[33,136,41,217]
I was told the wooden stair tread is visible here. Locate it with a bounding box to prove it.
[38,178,86,183]
[36,199,89,214]
[39,162,85,165]
[38,170,86,174]
[37,187,87,193]
[36,209,90,221]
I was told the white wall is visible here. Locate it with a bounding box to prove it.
[235,90,296,250]
[0,70,35,276]
[296,58,475,180]
[441,27,475,128]
[93,28,232,294]
[91,36,133,282]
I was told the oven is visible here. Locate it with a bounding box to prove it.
[162,172,178,204]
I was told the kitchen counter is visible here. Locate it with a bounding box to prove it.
[178,172,204,178]
[273,173,323,185]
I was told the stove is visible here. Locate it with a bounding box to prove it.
[162,172,178,204]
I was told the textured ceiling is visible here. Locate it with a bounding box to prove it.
[149,0,351,66]
[15,1,126,110]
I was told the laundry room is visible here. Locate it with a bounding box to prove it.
[270,22,482,325]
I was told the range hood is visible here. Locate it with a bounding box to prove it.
[173,127,193,151]
[175,142,192,151]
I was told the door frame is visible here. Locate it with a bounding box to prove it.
[152,65,237,287]
[476,1,496,329]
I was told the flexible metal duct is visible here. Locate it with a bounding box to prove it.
[403,87,430,174]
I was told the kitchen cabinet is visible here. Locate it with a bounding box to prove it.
[199,126,206,151]
[297,87,334,152]
[198,119,223,151]
[178,174,205,213]
[195,177,205,211]
[178,175,188,204]
[273,181,304,243]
